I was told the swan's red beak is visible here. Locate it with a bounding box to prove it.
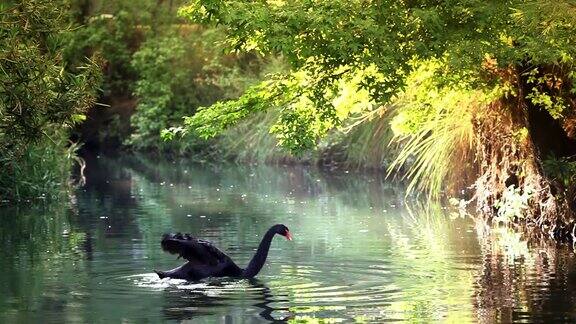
[285,231,292,241]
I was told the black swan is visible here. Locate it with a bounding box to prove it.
[154,224,292,281]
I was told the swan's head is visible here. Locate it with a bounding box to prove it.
[272,224,292,241]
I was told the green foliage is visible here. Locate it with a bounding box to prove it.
[64,0,194,148]
[66,8,139,95]
[177,66,378,153]
[66,0,187,95]
[178,0,576,102]
[129,34,188,150]
[172,73,317,152]
[0,0,101,200]
[270,96,333,153]
[0,0,101,150]
[177,0,576,116]
[179,0,413,101]
[178,78,285,140]
[0,132,81,201]
[131,27,270,152]
[542,155,576,187]
[523,68,568,119]
[172,0,576,197]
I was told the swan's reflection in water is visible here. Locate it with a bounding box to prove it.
[158,278,291,322]
[250,279,293,322]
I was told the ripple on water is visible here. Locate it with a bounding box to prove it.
[122,255,406,321]
[113,237,477,322]
[128,273,188,290]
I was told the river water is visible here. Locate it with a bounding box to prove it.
[1,156,576,323]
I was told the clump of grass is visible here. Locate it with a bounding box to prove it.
[324,106,397,170]
[386,99,478,198]
[0,130,81,202]
[218,108,305,163]
[384,61,498,198]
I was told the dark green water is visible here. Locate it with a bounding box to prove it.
[1,156,576,323]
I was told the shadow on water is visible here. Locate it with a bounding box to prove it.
[1,154,576,322]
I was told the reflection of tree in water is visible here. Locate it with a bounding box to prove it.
[473,222,576,323]
[81,154,576,322]
[0,203,88,323]
[161,278,291,322]
[111,153,406,209]
[76,153,139,234]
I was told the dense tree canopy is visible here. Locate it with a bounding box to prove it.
[169,0,576,231]
[176,0,576,153]
[3,0,576,235]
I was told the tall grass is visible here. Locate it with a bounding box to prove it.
[386,97,478,198]
[218,108,303,163]
[382,60,505,198]
[0,130,80,201]
[324,107,397,170]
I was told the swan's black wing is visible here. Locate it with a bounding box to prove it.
[160,233,229,266]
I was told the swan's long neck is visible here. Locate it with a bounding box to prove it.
[241,228,276,278]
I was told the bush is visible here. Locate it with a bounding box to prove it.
[129,27,271,153]
[0,0,100,201]
[0,131,81,201]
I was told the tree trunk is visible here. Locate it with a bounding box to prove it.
[473,66,576,243]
